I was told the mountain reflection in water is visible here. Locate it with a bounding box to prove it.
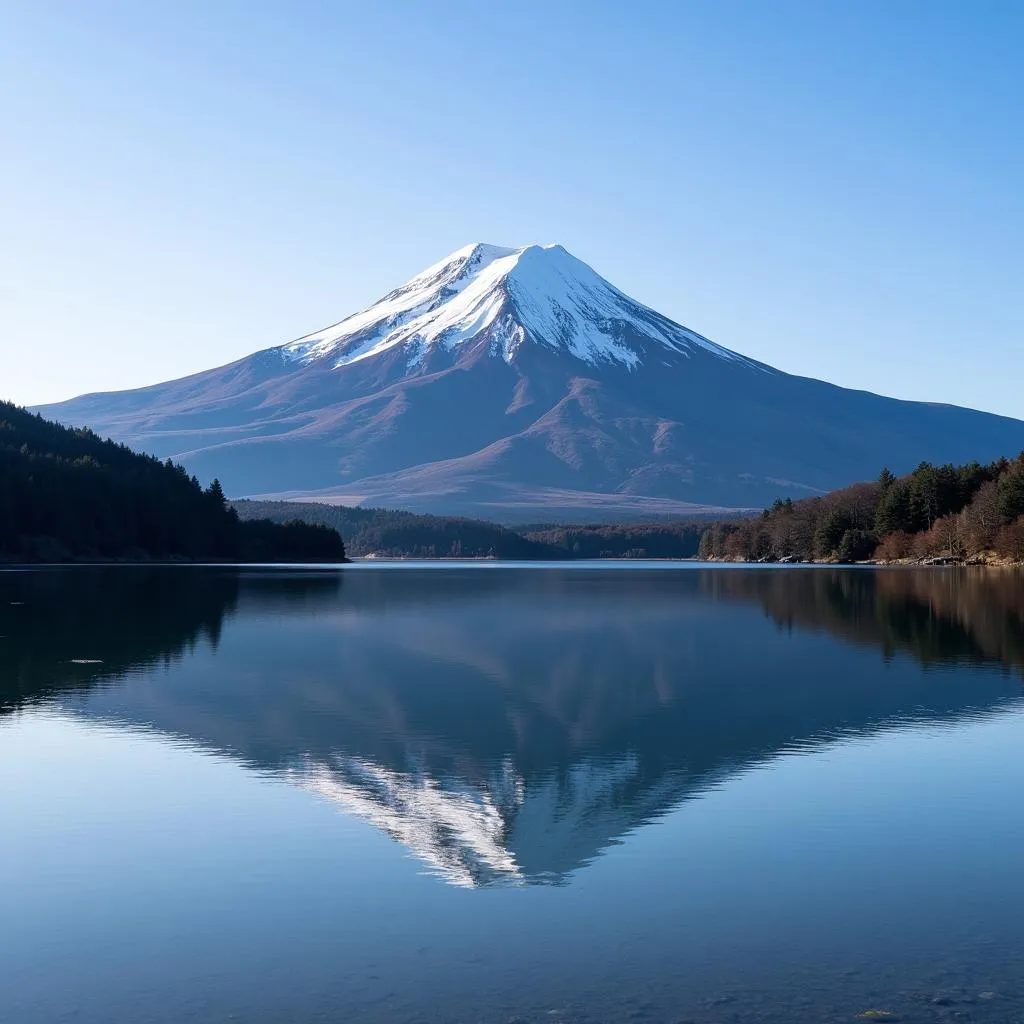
[2,564,1022,887]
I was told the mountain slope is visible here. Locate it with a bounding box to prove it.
[35,243,1024,518]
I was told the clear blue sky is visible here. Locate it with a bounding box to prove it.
[2,1,1022,416]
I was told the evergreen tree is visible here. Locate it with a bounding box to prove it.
[998,469,1024,524]
[909,463,939,531]
[837,528,876,563]
[814,509,852,559]
[875,479,913,535]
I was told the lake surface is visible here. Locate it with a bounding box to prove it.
[2,564,1024,1024]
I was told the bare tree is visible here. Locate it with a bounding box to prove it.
[960,480,1000,552]
[994,518,1024,562]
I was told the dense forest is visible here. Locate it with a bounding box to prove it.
[522,522,706,559]
[699,453,1024,564]
[234,501,558,558]
[235,500,711,559]
[0,402,345,562]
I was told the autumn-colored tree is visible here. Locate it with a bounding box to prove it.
[994,518,1024,562]
[960,480,1001,551]
[930,514,967,558]
[723,527,752,560]
[874,531,913,560]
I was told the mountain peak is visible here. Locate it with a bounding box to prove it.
[280,242,749,372]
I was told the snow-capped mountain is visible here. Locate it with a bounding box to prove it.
[35,242,1024,517]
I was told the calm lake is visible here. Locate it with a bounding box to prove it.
[2,564,1023,1024]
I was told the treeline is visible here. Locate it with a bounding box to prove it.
[235,500,710,559]
[234,500,556,558]
[699,453,1024,563]
[0,402,345,562]
[523,522,706,559]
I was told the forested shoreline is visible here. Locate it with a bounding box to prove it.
[240,456,1024,566]
[0,402,346,563]
[699,455,1024,564]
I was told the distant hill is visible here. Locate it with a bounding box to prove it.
[234,500,556,559]
[35,243,1024,518]
[234,499,708,559]
[0,402,345,563]
[522,521,707,559]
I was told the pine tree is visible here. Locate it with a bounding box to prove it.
[875,479,912,535]
[206,478,227,510]
[997,469,1024,524]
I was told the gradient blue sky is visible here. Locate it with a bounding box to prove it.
[2,1,1022,415]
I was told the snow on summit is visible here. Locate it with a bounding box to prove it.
[281,242,751,371]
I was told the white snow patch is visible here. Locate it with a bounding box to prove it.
[279,242,759,372]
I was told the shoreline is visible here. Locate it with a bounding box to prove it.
[3,555,1021,569]
[702,554,1023,568]
[0,557,350,567]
